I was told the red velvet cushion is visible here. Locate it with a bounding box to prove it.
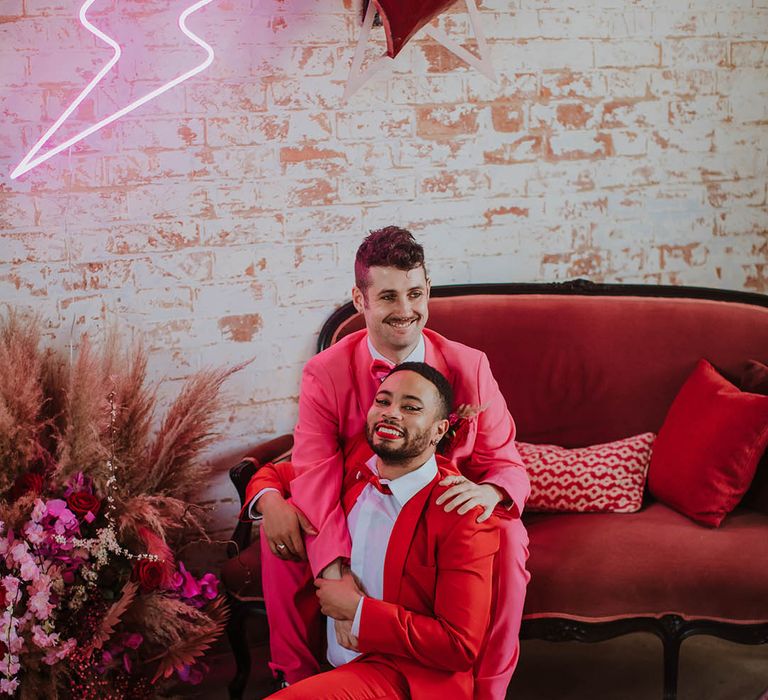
[523,503,768,622]
[520,433,654,513]
[648,359,768,526]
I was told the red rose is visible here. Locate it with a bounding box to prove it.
[0,583,5,609]
[134,560,164,592]
[67,491,101,519]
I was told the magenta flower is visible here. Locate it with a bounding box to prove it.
[123,632,143,650]
[174,562,201,599]
[199,573,219,600]
[177,663,205,684]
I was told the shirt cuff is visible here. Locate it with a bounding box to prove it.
[351,596,365,637]
[247,487,280,519]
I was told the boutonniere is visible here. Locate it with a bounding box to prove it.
[439,403,487,455]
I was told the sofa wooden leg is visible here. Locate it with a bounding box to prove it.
[226,595,251,700]
[657,615,684,700]
[661,634,680,700]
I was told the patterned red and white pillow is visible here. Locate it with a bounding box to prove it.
[519,433,656,513]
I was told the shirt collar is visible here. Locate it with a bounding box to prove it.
[367,453,437,507]
[367,334,425,365]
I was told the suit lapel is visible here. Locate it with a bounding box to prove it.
[351,333,377,421]
[382,472,439,601]
[424,329,453,385]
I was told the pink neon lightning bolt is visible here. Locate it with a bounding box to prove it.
[10,0,215,180]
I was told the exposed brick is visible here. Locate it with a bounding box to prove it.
[416,105,482,138]
[731,41,768,67]
[218,313,263,342]
[662,39,728,68]
[483,135,544,164]
[540,71,606,99]
[546,131,614,161]
[336,110,413,140]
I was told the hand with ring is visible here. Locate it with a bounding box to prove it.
[258,492,318,561]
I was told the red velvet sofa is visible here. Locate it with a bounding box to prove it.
[223,280,768,700]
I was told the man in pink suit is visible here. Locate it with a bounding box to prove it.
[269,363,500,700]
[253,227,530,699]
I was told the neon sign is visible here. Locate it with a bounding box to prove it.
[10,0,214,180]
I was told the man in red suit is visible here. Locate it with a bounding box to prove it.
[250,227,529,699]
[268,363,500,700]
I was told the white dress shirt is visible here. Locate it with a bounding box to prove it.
[247,334,426,518]
[326,453,438,667]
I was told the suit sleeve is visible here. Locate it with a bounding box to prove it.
[239,461,295,521]
[288,361,352,576]
[464,352,530,518]
[357,516,499,672]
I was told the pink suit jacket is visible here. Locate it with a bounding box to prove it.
[289,327,529,577]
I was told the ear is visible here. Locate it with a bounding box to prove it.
[351,286,365,314]
[433,417,449,444]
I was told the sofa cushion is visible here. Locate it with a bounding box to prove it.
[740,359,768,514]
[522,503,768,623]
[519,433,654,513]
[648,359,768,527]
[741,359,768,395]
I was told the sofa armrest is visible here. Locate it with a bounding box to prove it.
[227,433,294,558]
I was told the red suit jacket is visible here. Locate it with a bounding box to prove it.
[344,444,500,700]
[247,328,528,576]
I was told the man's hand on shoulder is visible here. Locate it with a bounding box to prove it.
[258,492,317,561]
[436,475,505,523]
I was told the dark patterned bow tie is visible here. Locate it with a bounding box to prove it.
[370,358,395,383]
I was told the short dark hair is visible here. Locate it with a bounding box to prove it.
[385,362,453,421]
[354,226,427,292]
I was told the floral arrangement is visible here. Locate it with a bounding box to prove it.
[0,312,238,698]
[439,403,487,456]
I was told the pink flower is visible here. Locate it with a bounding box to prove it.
[32,625,59,649]
[23,521,45,546]
[199,573,219,600]
[19,557,40,583]
[10,542,29,564]
[0,653,20,676]
[173,562,201,599]
[2,577,19,601]
[45,500,67,518]
[31,500,46,523]
[123,633,143,650]
[0,677,19,695]
[177,663,205,685]
[28,588,53,620]
[43,638,76,665]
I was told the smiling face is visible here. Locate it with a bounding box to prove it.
[352,265,430,363]
[365,369,448,470]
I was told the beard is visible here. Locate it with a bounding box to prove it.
[365,421,433,464]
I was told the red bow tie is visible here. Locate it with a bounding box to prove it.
[343,463,392,514]
[356,463,392,495]
[370,358,395,383]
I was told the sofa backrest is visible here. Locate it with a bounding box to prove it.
[322,283,768,449]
